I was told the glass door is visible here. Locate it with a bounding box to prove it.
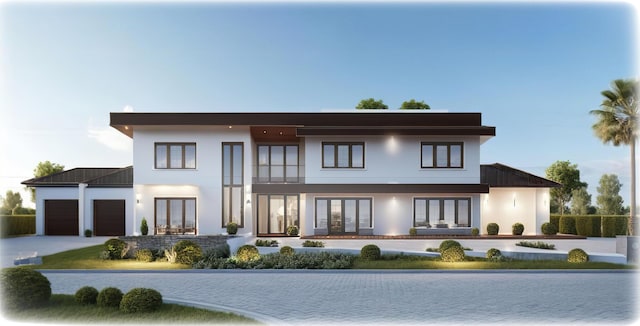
[328,199,358,235]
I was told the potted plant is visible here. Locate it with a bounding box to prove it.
[140,218,149,236]
[226,222,238,235]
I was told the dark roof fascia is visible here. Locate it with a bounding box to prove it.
[252,183,490,194]
[22,167,133,187]
[110,112,491,138]
[297,126,496,136]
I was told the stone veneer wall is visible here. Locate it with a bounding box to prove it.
[119,235,232,255]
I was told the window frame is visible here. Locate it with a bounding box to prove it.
[154,197,197,235]
[256,194,300,235]
[314,197,373,232]
[222,142,244,228]
[256,144,300,183]
[413,197,471,227]
[321,142,365,169]
[154,142,197,169]
[420,142,463,169]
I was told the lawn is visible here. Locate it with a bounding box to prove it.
[4,294,259,324]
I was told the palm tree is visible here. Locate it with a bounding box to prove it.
[590,78,638,235]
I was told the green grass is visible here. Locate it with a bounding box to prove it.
[352,255,633,270]
[4,294,260,324]
[26,245,190,270]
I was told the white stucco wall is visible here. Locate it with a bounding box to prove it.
[132,126,254,236]
[84,188,134,235]
[304,136,481,184]
[34,187,78,235]
[480,188,550,235]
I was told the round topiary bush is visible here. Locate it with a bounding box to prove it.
[1,268,52,310]
[97,287,123,308]
[135,249,154,262]
[286,225,299,236]
[236,245,260,262]
[541,222,558,235]
[360,244,381,261]
[173,240,203,265]
[471,227,479,236]
[409,227,417,236]
[439,240,462,253]
[280,246,295,256]
[567,248,589,263]
[441,246,465,262]
[75,286,99,305]
[104,238,127,260]
[487,223,499,235]
[226,222,238,235]
[512,223,524,236]
[486,248,502,260]
[119,288,163,313]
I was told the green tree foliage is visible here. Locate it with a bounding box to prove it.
[596,174,625,215]
[590,78,637,234]
[570,187,592,215]
[2,191,23,215]
[399,99,430,110]
[545,161,587,215]
[29,161,65,202]
[356,98,388,110]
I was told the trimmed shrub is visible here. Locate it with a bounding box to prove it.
[575,216,590,237]
[226,222,238,235]
[84,229,93,237]
[439,240,462,253]
[1,268,51,310]
[360,244,381,261]
[512,223,524,236]
[97,287,123,308]
[0,214,36,237]
[541,222,557,235]
[119,288,163,313]
[173,240,203,265]
[206,244,231,259]
[255,239,278,247]
[567,248,589,263]
[486,248,502,259]
[409,227,417,236]
[441,246,465,262]
[236,245,260,262]
[286,225,299,236]
[140,218,149,235]
[550,215,561,233]
[75,286,99,305]
[559,216,576,235]
[104,238,128,260]
[614,216,628,235]
[135,249,154,262]
[516,241,555,250]
[302,240,324,247]
[486,223,499,235]
[590,216,602,237]
[280,246,295,256]
[471,227,479,236]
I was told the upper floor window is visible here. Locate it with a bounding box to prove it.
[421,142,463,168]
[322,142,364,168]
[155,143,196,169]
[257,145,299,183]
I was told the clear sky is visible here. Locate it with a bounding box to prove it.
[0,0,638,209]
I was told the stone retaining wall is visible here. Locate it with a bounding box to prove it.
[119,235,233,254]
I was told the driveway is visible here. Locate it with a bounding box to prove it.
[1,235,109,268]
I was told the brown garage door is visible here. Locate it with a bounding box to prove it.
[44,200,79,235]
[94,200,125,236]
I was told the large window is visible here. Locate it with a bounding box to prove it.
[155,198,196,234]
[322,143,364,168]
[257,145,299,183]
[223,143,244,227]
[155,143,196,169]
[414,198,470,227]
[257,194,299,235]
[421,142,463,168]
[315,198,372,234]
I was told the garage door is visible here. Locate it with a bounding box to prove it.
[44,200,79,235]
[94,200,125,236]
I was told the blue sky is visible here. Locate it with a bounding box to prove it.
[0,1,638,208]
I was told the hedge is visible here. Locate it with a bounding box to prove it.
[1,215,35,237]
[550,215,627,237]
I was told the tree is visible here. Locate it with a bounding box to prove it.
[590,78,637,235]
[29,161,65,202]
[399,99,430,110]
[571,187,592,215]
[596,174,625,215]
[545,160,587,215]
[356,98,388,110]
[2,191,23,215]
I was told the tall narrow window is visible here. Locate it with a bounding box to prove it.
[322,142,365,168]
[223,143,244,227]
[421,142,463,168]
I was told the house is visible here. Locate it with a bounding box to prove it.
[23,111,560,237]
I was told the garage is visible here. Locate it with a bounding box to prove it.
[93,200,125,236]
[44,200,79,235]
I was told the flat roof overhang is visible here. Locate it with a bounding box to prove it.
[296,126,496,136]
[252,183,490,194]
